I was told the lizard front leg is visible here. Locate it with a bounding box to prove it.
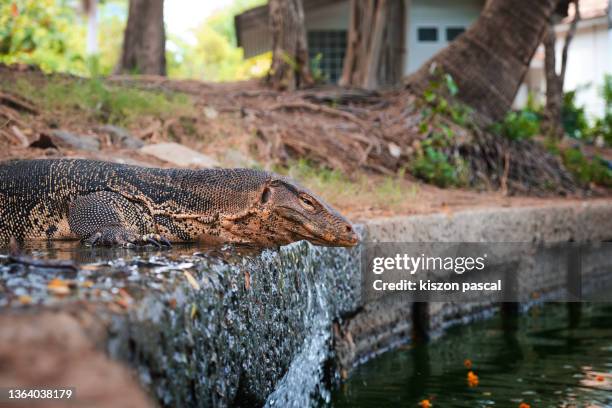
[68,191,170,247]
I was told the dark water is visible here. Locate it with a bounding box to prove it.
[331,303,612,408]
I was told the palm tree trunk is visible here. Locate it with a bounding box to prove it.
[406,0,561,123]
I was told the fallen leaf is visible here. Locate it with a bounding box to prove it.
[116,288,133,308]
[18,295,32,305]
[118,288,132,300]
[47,278,71,296]
[245,270,251,290]
[116,297,130,309]
[190,303,198,319]
[184,271,200,290]
[80,280,94,288]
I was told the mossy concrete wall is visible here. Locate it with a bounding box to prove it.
[2,201,612,407]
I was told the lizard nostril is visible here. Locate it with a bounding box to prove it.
[345,225,352,233]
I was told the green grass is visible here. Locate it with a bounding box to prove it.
[4,77,195,126]
[276,159,418,209]
[561,148,612,187]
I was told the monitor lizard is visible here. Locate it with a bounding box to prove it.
[0,159,359,248]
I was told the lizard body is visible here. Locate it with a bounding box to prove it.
[0,159,358,247]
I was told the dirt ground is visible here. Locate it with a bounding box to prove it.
[0,65,610,222]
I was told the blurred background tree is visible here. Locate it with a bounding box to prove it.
[166,0,270,81]
[0,0,269,81]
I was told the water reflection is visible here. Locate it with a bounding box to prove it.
[331,302,612,408]
[0,240,265,308]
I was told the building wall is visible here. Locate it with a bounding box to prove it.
[516,18,611,120]
[239,2,350,60]
[405,0,484,74]
[561,21,611,119]
[304,1,349,30]
[239,25,271,59]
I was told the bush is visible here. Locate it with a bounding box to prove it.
[410,147,468,188]
[562,90,590,140]
[491,109,541,140]
[561,147,612,187]
[592,75,612,145]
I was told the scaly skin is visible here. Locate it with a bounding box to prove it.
[0,159,359,248]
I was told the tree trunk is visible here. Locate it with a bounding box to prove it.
[115,0,166,76]
[544,0,580,138]
[267,0,313,90]
[339,0,405,90]
[406,0,561,123]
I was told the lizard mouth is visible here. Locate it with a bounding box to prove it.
[295,218,359,247]
[276,206,359,247]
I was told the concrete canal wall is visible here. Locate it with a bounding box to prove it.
[2,200,612,407]
[334,201,612,373]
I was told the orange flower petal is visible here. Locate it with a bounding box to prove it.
[419,399,432,408]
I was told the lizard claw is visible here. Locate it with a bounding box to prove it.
[145,237,161,248]
[84,232,102,247]
[141,234,172,248]
[82,229,171,248]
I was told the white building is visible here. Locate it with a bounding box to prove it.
[235,0,611,118]
[235,0,484,82]
[516,0,612,119]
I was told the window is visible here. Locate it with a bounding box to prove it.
[417,27,438,42]
[446,27,465,42]
[307,30,347,83]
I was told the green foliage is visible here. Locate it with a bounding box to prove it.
[410,147,468,188]
[9,77,194,125]
[0,0,126,76]
[276,159,416,208]
[309,53,327,84]
[415,71,471,188]
[0,0,81,72]
[490,94,543,140]
[562,89,591,140]
[592,74,612,145]
[166,0,270,82]
[421,72,471,127]
[0,0,266,81]
[206,0,265,46]
[561,147,612,187]
[491,109,541,141]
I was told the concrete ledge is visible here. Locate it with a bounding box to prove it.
[334,200,612,373]
[2,200,612,407]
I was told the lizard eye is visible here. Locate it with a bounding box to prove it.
[299,195,315,210]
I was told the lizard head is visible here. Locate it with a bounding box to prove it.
[261,177,359,247]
